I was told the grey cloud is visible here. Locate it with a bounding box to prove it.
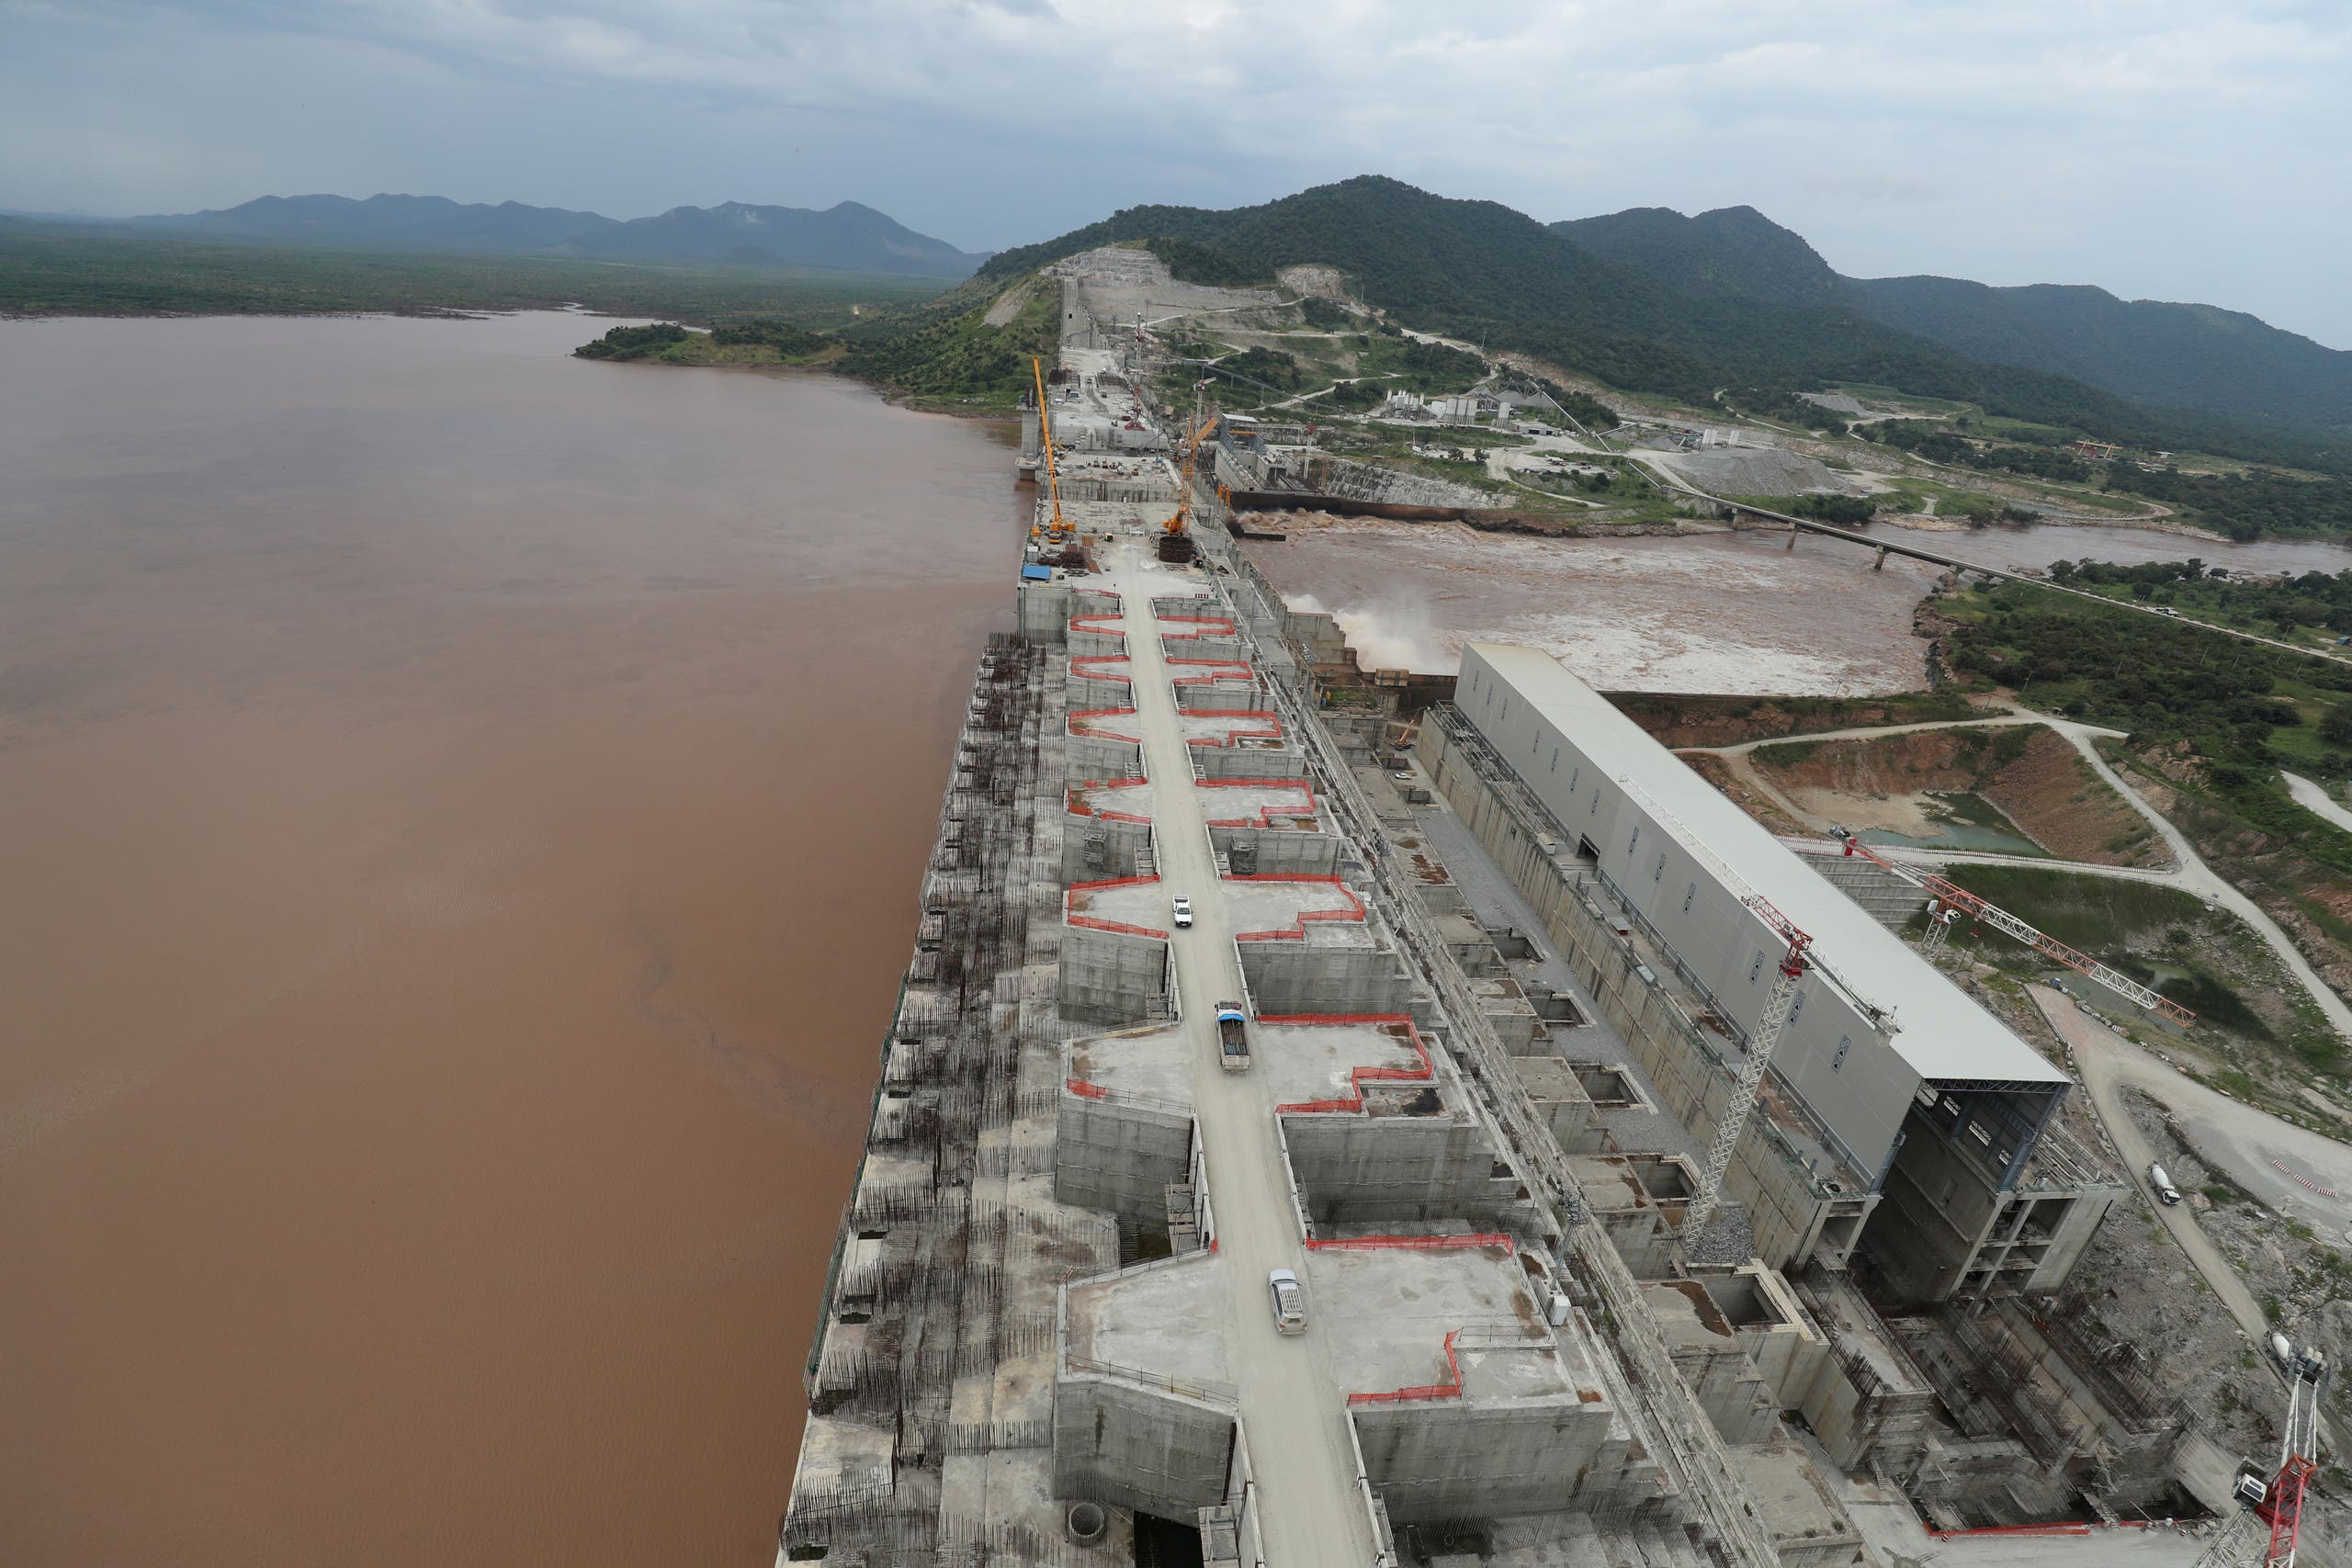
[3,0,2346,344]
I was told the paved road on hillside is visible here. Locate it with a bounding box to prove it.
[2284,772,2352,836]
[1114,545,1377,1568]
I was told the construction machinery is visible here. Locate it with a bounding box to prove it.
[1831,829,2196,1028]
[2197,1341,2326,1568]
[1684,901,1813,1232]
[1159,410,1217,564]
[1030,356,1069,545]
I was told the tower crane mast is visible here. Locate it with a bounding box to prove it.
[1166,413,1218,536]
[1031,356,1069,543]
[2194,1344,2326,1568]
[1685,905,1810,1231]
[1614,775,1893,1232]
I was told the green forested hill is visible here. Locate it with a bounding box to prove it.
[1849,276,2352,433]
[1552,205,1847,308]
[981,176,2191,443]
[1555,203,2352,437]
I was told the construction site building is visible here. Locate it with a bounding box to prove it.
[1418,644,2126,1306]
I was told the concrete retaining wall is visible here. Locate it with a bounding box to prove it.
[1175,682,1265,715]
[1213,825,1340,877]
[1351,1399,1613,1523]
[1068,729,1142,781]
[1064,812,1154,883]
[1069,672,1136,711]
[1796,850,1930,932]
[1053,1375,1232,1519]
[1057,1092,1193,1220]
[1283,1114,1515,1225]
[1193,746,1306,782]
[1165,633,1249,664]
[1019,580,1073,643]
[1061,925,1170,1023]
[1239,942,1416,1018]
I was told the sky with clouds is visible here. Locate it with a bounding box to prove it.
[6,0,2346,345]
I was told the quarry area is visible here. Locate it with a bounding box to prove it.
[775,249,2349,1568]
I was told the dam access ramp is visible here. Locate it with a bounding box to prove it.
[776,267,1804,1568]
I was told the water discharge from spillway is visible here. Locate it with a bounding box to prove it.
[0,313,1019,1566]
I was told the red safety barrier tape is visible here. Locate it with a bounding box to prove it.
[1348,1331,1463,1406]
[1157,615,1240,638]
[1068,707,1145,744]
[1306,1233,1511,1252]
[1066,1077,1109,1100]
[1927,1524,2102,1540]
[1066,779,1154,822]
[2272,1158,2341,1199]
[1063,875,1168,939]
[1068,917,1168,938]
[1272,1015,1433,1115]
[1182,711,1284,749]
[1197,777,1318,829]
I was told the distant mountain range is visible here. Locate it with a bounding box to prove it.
[980,176,2346,462]
[112,193,985,277]
[1555,205,2352,433]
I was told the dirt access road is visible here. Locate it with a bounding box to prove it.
[2036,985,2352,1241]
[2031,984,2346,1456]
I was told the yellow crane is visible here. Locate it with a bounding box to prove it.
[1031,356,1069,543]
[1163,413,1219,537]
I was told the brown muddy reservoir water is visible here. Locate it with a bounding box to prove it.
[0,313,1017,1565]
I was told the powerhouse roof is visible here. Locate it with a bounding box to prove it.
[1465,643,2068,1091]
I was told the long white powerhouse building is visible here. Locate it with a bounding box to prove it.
[1441,643,2119,1303]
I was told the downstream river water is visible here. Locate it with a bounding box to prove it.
[0,313,1018,1566]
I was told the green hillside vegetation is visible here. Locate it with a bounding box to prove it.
[1939,576,2352,1052]
[2048,560,2352,646]
[573,317,833,366]
[1853,276,2352,435]
[1927,866,2294,1055]
[574,322,693,360]
[2102,465,2352,540]
[830,278,1059,407]
[1719,384,1847,433]
[0,224,946,322]
[1861,420,2095,481]
[1557,202,2352,447]
[1358,335,1487,390]
[1522,378,1622,432]
[980,177,2335,470]
[1141,236,1268,288]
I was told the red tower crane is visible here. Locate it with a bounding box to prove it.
[1832,829,2195,1029]
[2196,1343,2325,1568]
